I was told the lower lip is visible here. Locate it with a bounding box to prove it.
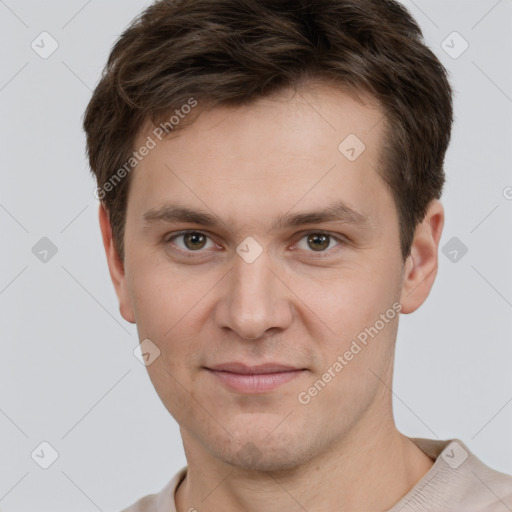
[206,369,305,393]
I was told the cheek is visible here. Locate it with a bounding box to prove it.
[127,265,207,398]
[300,266,397,336]
[127,259,203,336]
[130,266,207,425]
[145,360,206,431]
[297,263,400,390]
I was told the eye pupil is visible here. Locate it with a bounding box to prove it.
[184,232,207,250]
[307,233,330,251]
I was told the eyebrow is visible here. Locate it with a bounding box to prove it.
[142,200,372,232]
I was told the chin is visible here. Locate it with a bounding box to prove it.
[213,429,320,473]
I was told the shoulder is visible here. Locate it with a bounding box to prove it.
[119,466,187,512]
[407,438,512,511]
[462,448,512,511]
[120,493,158,512]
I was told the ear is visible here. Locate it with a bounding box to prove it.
[98,203,136,324]
[399,199,444,314]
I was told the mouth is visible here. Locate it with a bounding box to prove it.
[204,362,307,393]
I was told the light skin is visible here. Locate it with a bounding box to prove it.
[99,81,444,511]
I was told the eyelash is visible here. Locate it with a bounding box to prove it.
[164,230,346,259]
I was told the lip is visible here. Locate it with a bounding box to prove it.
[208,362,302,374]
[205,362,306,393]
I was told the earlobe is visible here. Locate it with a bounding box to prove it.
[399,200,444,314]
[98,203,136,324]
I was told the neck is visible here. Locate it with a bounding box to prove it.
[175,413,434,511]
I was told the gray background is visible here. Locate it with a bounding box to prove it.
[0,0,511,510]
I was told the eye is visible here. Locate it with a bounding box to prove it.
[294,231,344,255]
[164,230,345,259]
[166,231,218,253]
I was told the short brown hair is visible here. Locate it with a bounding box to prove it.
[83,0,453,263]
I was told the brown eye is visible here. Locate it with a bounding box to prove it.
[166,231,216,254]
[307,233,331,252]
[294,231,344,256]
[183,232,208,250]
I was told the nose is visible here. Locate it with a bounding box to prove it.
[214,248,294,340]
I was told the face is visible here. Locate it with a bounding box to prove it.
[101,82,442,471]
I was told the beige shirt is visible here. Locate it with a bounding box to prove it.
[120,437,512,511]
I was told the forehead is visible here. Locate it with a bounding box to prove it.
[136,82,384,158]
[127,83,391,230]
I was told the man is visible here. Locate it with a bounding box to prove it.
[83,0,512,510]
